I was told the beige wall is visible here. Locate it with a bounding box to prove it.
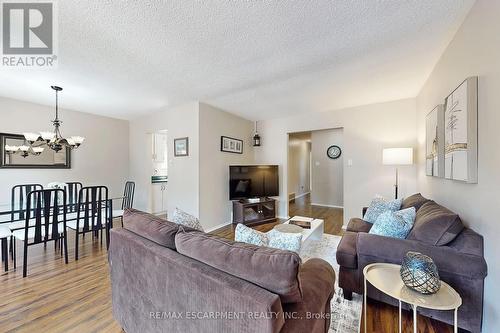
[129,102,254,231]
[0,96,129,203]
[129,102,200,217]
[311,128,344,207]
[199,103,254,231]
[287,133,311,199]
[415,1,499,330]
[255,98,417,222]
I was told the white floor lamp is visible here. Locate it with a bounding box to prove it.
[382,148,413,199]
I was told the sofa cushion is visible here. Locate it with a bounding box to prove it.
[408,201,464,246]
[175,230,303,303]
[171,207,204,231]
[123,208,189,250]
[346,218,372,233]
[268,229,303,253]
[363,197,402,223]
[234,223,269,246]
[401,193,431,211]
[369,207,416,239]
[336,231,358,269]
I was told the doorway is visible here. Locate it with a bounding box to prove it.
[287,128,344,234]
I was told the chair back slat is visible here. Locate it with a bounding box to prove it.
[65,182,82,212]
[25,189,67,245]
[122,181,135,210]
[11,184,43,220]
[77,186,108,233]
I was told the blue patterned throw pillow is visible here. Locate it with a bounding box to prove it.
[267,229,303,253]
[363,196,403,223]
[369,207,416,239]
[235,223,269,246]
[172,207,204,232]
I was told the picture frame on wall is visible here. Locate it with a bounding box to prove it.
[444,76,478,183]
[221,136,243,154]
[425,105,444,177]
[174,137,189,157]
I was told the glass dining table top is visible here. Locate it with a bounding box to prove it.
[0,196,125,217]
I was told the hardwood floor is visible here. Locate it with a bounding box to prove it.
[0,230,122,333]
[0,199,454,333]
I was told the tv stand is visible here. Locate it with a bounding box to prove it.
[232,197,276,226]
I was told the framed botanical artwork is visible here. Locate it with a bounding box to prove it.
[444,76,478,183]
[221,136,243,154]
[425,105,444,177]
[174,137,189,157]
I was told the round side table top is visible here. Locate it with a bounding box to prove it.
[363,263,462,310]
[273,224,303,234]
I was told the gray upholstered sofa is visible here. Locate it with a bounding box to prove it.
[336,193,487,333]
[109,209,335,333]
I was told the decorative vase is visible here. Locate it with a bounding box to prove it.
[400,251,441,294]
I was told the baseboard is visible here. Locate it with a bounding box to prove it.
[310,203,344,209]
[289,192,310,201]
[205,222,232,233]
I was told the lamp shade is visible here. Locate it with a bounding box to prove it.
[383,148,413,165]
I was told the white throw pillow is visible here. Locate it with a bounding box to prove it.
[171,207,204,232]
[234,223,269,246]
[267,229,302,253]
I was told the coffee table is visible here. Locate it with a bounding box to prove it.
[282,216,324,249]
[363,263,462,333]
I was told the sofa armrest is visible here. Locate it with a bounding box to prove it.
[281,259,335,333]
[356,233,487,280]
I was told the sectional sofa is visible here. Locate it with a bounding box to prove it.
[109,209,335,333]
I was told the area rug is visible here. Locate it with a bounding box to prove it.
[301,234,362,333]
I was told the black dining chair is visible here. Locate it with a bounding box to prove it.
[67,186,110,260]
[10,184,43,221]
[8,184,43,259]
[11,188,68,277]
[64,182,83,213]
[112,181,135,226]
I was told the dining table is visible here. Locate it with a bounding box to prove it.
[0,196,125,249]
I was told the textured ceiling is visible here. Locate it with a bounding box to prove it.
[0,0,475,120]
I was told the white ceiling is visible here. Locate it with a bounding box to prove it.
[0,1,475,120]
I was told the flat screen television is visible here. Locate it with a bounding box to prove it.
[229,165,279,200]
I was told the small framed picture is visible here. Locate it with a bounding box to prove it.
[221,136,243,154]
[174,137,189,157]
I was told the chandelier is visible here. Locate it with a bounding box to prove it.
[6,86,85,157]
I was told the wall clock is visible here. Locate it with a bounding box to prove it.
[327,145,342,159]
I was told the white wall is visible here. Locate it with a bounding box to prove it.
[129,102,200,217]
[199,103,254,231]
[287,133,311,199]
[254,98,417,222]
[0,96,129,203]
[311,128,344,207]
[415,1,499,330]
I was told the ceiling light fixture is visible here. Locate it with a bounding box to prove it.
[253,121,261,147]
[13,86,85,156]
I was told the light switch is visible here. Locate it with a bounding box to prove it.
[315,161,320,166]
[347,159,353,166]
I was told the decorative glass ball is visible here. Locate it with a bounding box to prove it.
[400,251,441,294]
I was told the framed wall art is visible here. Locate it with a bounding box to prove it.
[221,136,243,154]
[174,137,189,157]
[425,105,444,177]
[444,77,478,183]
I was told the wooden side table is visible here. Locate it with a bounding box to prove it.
[363,263,462,333]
